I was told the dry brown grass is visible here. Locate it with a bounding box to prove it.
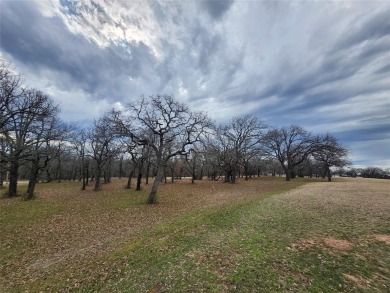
[0,176,297,292]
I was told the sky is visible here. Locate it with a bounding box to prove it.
[0,0,389,168]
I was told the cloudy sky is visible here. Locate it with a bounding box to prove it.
[0,0,389,168]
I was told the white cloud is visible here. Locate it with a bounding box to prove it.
[45,0,178,61]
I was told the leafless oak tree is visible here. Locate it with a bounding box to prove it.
[25,118,72,199]
[112,95,211,204]
[263,125,320,181]
[313,133,350,182]
[211,115,265,183]
[2,89,59,196]
[0,59,25,132]
[89,114,121,192]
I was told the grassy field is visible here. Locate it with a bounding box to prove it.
[0,176,389,292]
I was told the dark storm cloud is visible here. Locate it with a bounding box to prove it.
[200,0,234,19]
[0,0,156,99]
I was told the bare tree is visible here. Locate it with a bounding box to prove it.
[0,136,8,187]
[0,59,25,132]
[211,115,265,183]
[0,59,24,187]
[360,167,389,179]
[233,115,266,181]
[112,95,211,204]
[72,129,90,190]
[2,89,59,196]
[263,125,320,181]
[120,138,147,190]
[25,118,71,199]
[313,133,350,182]
[211,125,236,182]
[183,143,205,183]
[89,114,120,192]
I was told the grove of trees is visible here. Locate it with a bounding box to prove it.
[2,58,376,204]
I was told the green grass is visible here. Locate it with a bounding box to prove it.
[96,185,388,292]
[0,177,389,292]
[0,190,64,265]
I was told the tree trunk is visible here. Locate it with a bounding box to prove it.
[82,174,86,190]
[8,160,19,197]
[145,161,150,185]
[231,169,236,184]
[224,169,231,183]
[230,165,237,183]
[57,159,62,183]
[285,167,291,181]
[91,169,95,181]
[327,166,332,182]
[104,171,108,184]
[85,161,89,186]
[26,162,39,200]
[198,168,203,180]
[0,159,5,188]
[136,172,142,191]
[94,167,102,191]
[126,170,134,189]
[81,160,86,190]
[119,157,123,179]
[73,168,77,181]
[45,169,52,182]
[106,162,112,183]
[147,164,164,204]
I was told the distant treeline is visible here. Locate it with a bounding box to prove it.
[339,167,390,179]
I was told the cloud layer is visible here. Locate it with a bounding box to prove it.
[1,0,389,168]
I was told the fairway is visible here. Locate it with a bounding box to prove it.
[1,177,389,292]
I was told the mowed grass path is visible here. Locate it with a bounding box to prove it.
[0,177,389,292]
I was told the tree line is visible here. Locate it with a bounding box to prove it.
[338,167,390,179]
[1,59,351,203]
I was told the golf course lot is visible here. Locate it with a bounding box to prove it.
[1,177,389,292]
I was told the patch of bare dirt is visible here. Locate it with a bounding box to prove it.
[343,273,369,287]
[288,239,316,251]
[373,234,390,245]
[324,237,353,250]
